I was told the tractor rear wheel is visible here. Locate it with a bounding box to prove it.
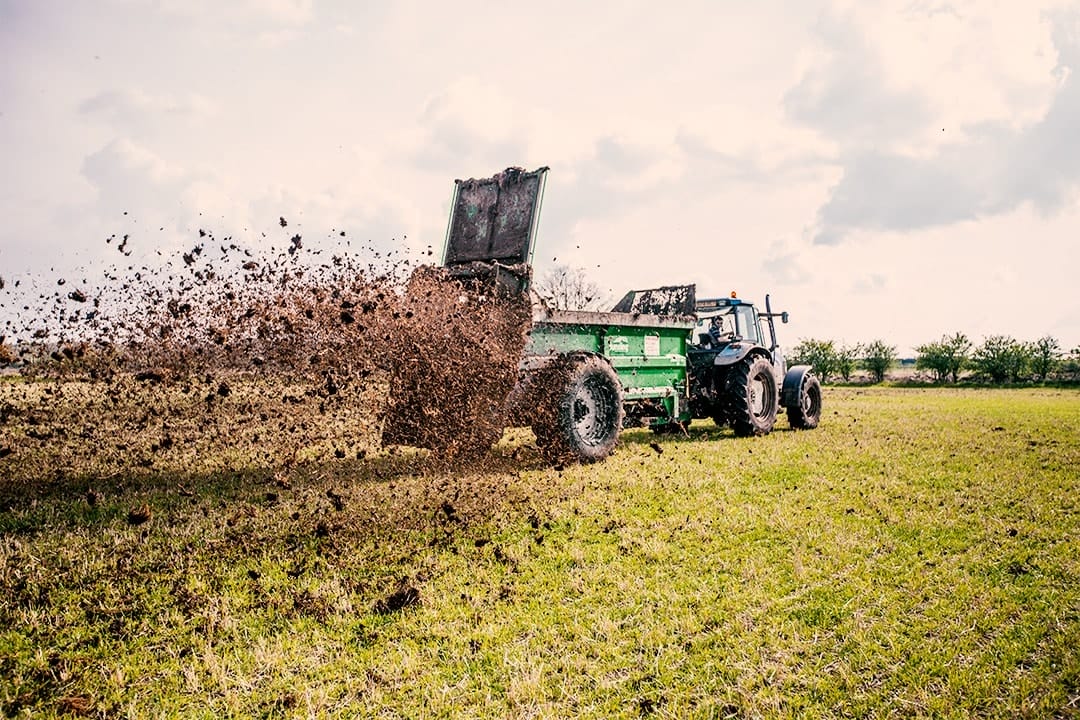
[533,355,624,463]
[786,372,822,429]
[726,356,779,437]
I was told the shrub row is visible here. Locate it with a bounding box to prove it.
[788,334,1080,385]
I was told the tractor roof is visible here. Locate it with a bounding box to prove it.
[696,296,747,312]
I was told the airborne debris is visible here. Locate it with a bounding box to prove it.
[1,208,533,481]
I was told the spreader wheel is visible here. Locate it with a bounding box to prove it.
[533,355,624,463]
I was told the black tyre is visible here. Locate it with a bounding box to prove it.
[533,355,624,463]
[786,372,822,429]
[726,356,779,437]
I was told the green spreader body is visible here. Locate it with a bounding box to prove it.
[525,307,696,428]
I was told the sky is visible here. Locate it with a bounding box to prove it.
[2,0,1079,355]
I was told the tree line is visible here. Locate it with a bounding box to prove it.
[788,333,1080,385]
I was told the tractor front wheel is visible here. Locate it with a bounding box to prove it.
[725,356,779,437]
[533,355,624,463]
[786,372,822,429]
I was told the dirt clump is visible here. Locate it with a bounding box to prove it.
[374,581,421,614]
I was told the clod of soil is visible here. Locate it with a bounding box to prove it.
[127,504,152,525]
[374,583,420,614]
[56,696,94,716]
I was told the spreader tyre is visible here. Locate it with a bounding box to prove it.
[533,355,624,463]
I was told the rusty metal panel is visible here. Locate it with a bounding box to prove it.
[611,285,697,316]
[443,167,548,266]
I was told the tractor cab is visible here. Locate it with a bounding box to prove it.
[692,296,764,349]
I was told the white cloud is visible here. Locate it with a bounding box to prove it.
[154,0,312,26]
[785,10,934,150]
[409,77,529,171]
[850,272,887,294]
[887,1,1059,133]
[761,244,812,287]
[253,29,301,48]
[249,0,313,26]
[796,7,1080,244]
[83,138,187,192]
[79,89,217,126]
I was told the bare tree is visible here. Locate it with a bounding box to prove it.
[533,265,611,311]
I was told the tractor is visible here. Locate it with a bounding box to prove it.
[428,166,823,462]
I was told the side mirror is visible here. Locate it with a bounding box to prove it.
[781,311,789,324]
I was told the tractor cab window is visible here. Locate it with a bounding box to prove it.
[694,305,761,346]
[734,305,760,344]
[695,310,735,346]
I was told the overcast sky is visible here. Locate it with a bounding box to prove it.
[2,0,1079,354]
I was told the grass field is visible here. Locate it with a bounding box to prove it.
[2,386,1078,718]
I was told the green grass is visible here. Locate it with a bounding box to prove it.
[2,387,1079,718]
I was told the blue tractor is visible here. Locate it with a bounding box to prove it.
[614,286,822,436]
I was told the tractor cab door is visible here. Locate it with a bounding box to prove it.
[733,304,762,345]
